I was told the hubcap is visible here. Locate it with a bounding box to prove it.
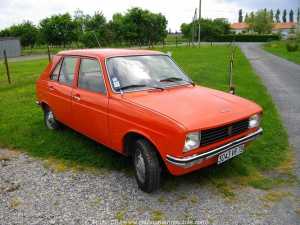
[135,149,146,183]
[46,111,55,129]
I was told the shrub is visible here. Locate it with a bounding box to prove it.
[215,34,280,42]
[286,42,299,52]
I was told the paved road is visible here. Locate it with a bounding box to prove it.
[240,43,300,178]
[5,54,48,62]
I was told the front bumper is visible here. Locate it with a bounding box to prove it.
[166,128,263,168]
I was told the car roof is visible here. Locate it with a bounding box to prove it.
[58,48,164,58]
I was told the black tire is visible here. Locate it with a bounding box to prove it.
[43,106,60,130]
[133,139,161,193]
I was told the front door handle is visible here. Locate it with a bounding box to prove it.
[73,94,81,101]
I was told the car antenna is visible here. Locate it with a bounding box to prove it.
[228,41,237,95]
[92,31,101,48]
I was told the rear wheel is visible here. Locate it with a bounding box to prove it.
[43,107,60,130]
[133,139,161,193]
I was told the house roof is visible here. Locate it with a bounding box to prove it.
[272,22,296,30]
[230,23,249,30]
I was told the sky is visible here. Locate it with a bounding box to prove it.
[0,0,299,32]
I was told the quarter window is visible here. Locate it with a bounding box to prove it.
[50,60,62,81]
[78,58,106,94]
[58,57,77,86]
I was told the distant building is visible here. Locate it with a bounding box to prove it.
[230,22,297,38]
[230,23,249,34]
[0,37,21,58]
[272,22,297,38]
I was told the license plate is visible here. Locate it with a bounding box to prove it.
[217,145,244,164]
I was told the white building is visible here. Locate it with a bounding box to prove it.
[0,37,21,58]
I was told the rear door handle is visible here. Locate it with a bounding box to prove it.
[48,86,55,91]
[73,94,81,101]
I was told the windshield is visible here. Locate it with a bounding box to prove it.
[106,55,192,92]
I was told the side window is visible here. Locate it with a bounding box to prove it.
[78,58,106,94]
[58,57,77,86]
[50,60,62,81]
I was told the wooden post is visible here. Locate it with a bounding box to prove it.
[3,50,11,84]
[47,45,51,62]
[228,46,237,94]
[175,36,178,47]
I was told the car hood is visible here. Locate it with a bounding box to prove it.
[123,86,262,131]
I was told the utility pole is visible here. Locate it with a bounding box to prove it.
[198,0,202,46]
[192,8,197,45]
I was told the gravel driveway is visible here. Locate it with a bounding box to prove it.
[1,44,300,224]
[1,147,299,225]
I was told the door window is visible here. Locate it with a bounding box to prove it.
[58,57,77,86]
[78,58,106,94]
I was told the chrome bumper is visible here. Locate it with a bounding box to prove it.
[166,128,263,168]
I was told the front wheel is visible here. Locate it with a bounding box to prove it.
[44,107,60,130]
[133,139,161,193]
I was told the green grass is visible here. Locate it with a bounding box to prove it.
[264,41,300,64]
[0,46,290,187]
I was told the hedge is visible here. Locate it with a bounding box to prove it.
[215,34,280,42]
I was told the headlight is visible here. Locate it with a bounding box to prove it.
[184,132,201,152]
[249,114,260,128]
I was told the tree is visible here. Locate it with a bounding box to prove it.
[282,9,287,23]
[238,9,243,23]
[250,12,255,21]
[270,10,274,22]
[181,23,192,40]
[82,11,108,46]
[276,9,281,23]
[73,9,87,46]
[180,18,230,41]
[113,8,167,47]
[245,13,249,23]
[251,10,273,34]
[39,13,76,47]
[289,9,294,22]
[0,21,38,47]
[298,8,300,23]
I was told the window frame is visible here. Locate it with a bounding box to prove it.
[76,57,108,96]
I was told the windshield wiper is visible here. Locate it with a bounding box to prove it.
[118,84,147,91]
[160,77,195,86]
[118,84,164,91]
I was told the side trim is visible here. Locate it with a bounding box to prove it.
[166,128,263,167]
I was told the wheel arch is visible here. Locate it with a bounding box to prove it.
[122,131,165,166]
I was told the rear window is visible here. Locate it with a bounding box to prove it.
[58,57,78,86]
[50,60,62,81]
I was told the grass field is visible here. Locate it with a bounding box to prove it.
[0,46,291,189]
[264,41,300,64]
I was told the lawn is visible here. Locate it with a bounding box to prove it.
[0,46,290,187]
[264,41,300,64]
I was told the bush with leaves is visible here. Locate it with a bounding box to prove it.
[286,41,299,52]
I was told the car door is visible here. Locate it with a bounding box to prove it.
[71,57,109,146]
[47,56,79,126]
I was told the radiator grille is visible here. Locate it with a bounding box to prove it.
[201,119,249,146]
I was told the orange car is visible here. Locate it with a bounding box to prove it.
[36,49,263,192]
